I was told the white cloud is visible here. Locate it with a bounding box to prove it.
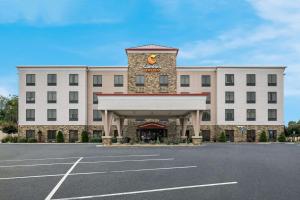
[178,0,300,97]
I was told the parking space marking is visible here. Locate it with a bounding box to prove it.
[45,157,83,200]
[0,154,160,163]
[0,165,196,181]
[52,181,238,200]
[0,162,74,168]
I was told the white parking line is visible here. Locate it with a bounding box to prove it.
[52,181,238,200]
[0,166,196,180]
[45,157,83,200]
[0,158,174,168]
[0,154,160,163]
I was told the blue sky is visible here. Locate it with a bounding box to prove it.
[0,0,299,123]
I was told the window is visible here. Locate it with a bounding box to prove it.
[93,130,102,139]
[26,109,35,121]
[69,74,79,86]
[26,74,35,86]
[206,93,211,104]
[225,109,234,121]
[93,110,102,121]
[69,109,78,121]
[268,130,277,142]
[93,93,98,104]
[247,109,256,121]
[268,109,277,121]
[47,91,57,103]
[47,74,57,86]
[268,92,277,104]
[202,110,211,121]
[268,74,277,86]
[114,75,123,87]
[246,74,256,86]
[47,130,56,142]
[135,75,145,86]
[247,130,256,142]
[180,75,190,87]
[69,91,78,103]
[247,92,256,103]
[202,130,211,142]
[225,130,234,142]
[69,130,78,143]
[26,91,35,103]
[160,75,168,86]
[202,75,211,87]
[225,91,234,103]
[26,130,35,139]
[225,74,234,86]
[47,109,56,121]
[93,75,102,87]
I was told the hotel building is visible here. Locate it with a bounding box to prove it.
[18,45,285,144]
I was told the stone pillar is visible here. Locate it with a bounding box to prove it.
[116,117,124,143]
[101,110,113,145]
[191,110,203,145]
[180,117,188,142]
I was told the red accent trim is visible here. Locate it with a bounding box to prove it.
[138,122,166,129]
[96,93,209,96]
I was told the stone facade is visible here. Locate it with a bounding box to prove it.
[127,53,177,93]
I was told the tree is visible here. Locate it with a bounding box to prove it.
[218,132,226,142]
[3,96,18,123]
[56,131,64,143]
[259,131,268,142]
[81,131,89,143]
[2,124,17,134]
[286,120,300,136]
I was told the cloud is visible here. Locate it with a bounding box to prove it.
[177,0,300,97]
[0,0,121,25]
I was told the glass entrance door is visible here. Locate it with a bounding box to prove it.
[138,129,167,143]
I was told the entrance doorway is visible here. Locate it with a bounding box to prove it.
[225,130,234,142]
[247,130,256,142]
[137,122,167,143]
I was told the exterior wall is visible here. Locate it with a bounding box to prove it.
[127,52,177,93]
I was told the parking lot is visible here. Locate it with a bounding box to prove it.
[0,143,299,200]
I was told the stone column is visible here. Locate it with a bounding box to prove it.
[180,117,188,142]
[101,110,113,145]
[116,117,124,143]
[191,110,203,145]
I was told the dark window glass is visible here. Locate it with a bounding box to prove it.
[47,91,57,103]
[47,74,57,86]
[47,109,56,121]
[26,109,35,121]
[268,130,277,142]
[47,130,56,142]
[246,74,256,86]
[93,130,102,139]
[93,93,98,104]
[135,75,145,86]
[206,93,211,104]
[225,74,234,86]
[26,74,35,86]
[69,91,78,103]
[268,92,277,103]
[225,109,234,121]
[180,75,190,87]
[26,130,35,139]
[202,75,211,87]
[69,74,79,86]
[114,75,123,87]
[69,130,78,143]
[93,75,102,87]
[160,75,168,86]
[247,92,256,103]
[268,109,277,121]
[247,109,256,121]
[69,109,78,121]
[268,74,277,86]
[202,130,210,142]
[225,130,235,142]
[26,91,35,103]
[93,110,102,121]
[202,110,211,121]
[225,91,234,103]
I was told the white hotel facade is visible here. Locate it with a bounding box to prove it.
[18,45,285,144]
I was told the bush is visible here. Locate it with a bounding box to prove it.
[123,137,131,143]
[56,131,64,143]
[278,133,286,142]
[18,137,27,143]
[2,125,18,134]
[81,131,89,143]
[112,137,117,143]
[218,132,226,142]
[90,138,102,143]
[259,131,268,142]
[28,138,37,143]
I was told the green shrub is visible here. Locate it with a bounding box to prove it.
[259,131,268,142]
[112,137,117,143]
[28,138,37,143]
[18,137,27,143]
[81,131,89,143]
[218,132,226,142]
[130,139,135,145]
[56,131,64,143]
[1,137,10,143]
[278,132,286,142]
[90,138,102,143]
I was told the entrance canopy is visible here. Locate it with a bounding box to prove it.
[138,122,167,129]
[96,93,208,118]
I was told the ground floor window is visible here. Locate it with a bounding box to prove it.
[47,130,56,142]
[202,130,210,142]
[26,130,35,139]
[69,130,78,143]
[225,130,234,142]
[93,130,102,139]
[247,130,256,142]
[268,130,277,142]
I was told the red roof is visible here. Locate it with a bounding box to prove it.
[138,122,166,129]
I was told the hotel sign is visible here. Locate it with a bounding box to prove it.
[144,54,161,72]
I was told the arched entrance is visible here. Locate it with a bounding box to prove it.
[137,122,167,143]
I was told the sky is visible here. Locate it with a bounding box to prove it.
[0,0,299,123]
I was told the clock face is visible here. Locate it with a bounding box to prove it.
[147,54,157,65]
